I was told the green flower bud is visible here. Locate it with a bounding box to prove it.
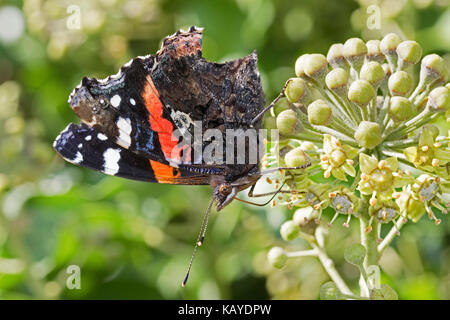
[348,80,376,107]
[427,86,450,111]
[280,220,299,241]
[303,53,328,82]
[320,282,341,300]
[371,284,399,300]
[284,147,309,168]
[327,43,348,69]
[396,40,422,69]
[389,96,414,121]
[420,54,448,85]
[380,33,401,55]
[293,206,318,226]
[271,97,290,117]
[325,68,349,94]
[267,247,288,269]
[308,99,332,125]
[388,71,413,96]
[285,78,307,103]
[276,109,301,136]
[360,61,385,88]
[366,40,384,63]
[344,243,366,266]
[354,121,382,149]
[381,33,402,71]
[295,54,309,78]
[343,38,367,71]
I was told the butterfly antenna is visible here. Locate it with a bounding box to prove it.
[182,197,214,287]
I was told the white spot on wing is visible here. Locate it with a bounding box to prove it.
[85,135,92,141]
[116,117,132,149]
[117,117,132,135]
[98,133,108,141]
[130,98,136,106]
[78,143,82,149]
[110,95,121,108]
[116,133,131,149]
[103,148,121,175]
[70,151,83,164]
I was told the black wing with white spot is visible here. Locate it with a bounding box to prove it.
[53,123,160,182]
[53,123,212,185]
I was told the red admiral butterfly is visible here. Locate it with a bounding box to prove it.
[54,27,310,285]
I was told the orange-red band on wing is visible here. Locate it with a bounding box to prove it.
[149,160,181,184]
[142,75,183,162]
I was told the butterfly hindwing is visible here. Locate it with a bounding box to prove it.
[53,123,210,185]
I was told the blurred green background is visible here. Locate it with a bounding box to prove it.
[0,0,449,299]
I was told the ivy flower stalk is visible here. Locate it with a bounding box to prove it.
[264,33,450,300]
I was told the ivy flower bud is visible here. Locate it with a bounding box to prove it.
[360,61,385,88]
[295,54,309,78]
[344,243,366,266]
[419,54,448,86]
[348,80,376,107]
[276,109,301,136]
[366,40,384,63]
[380,33,402,70]
[284,147,309,168]
[380,33,402,55]
[285,77,308,103]
[267,247,288,269]
[293,206,319,227]
[327,43,348,69]
[354,121,381,149]
[280,220,299,241]
[307,99,332,125]
[427,86,450,111]
[389,96,414,122]
[303,54,328,83]
[325,68,349,95]
[388,71,413,96]
[343,38,367,72]
[396,40,422,70]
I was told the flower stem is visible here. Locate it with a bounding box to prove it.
[358,195,379,297]
[378,217,406,254]
[310,241,353,295]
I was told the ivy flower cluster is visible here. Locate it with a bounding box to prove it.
[264,33,449,299]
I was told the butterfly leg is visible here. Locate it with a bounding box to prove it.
[250,79,291,126]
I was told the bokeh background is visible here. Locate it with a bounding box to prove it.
[0,0,449,299]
